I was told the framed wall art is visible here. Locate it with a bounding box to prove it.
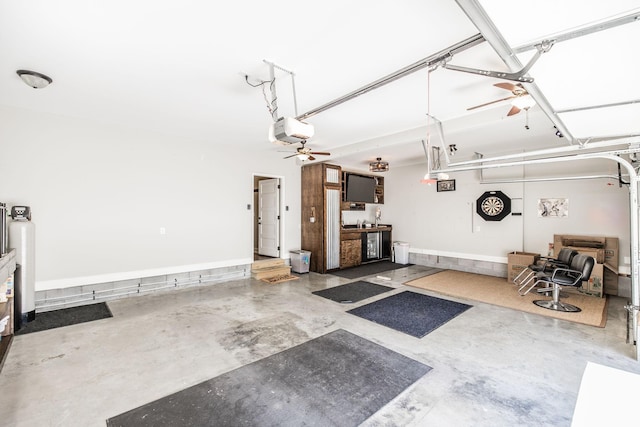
[537,198,569,218]
[437,179,456,192]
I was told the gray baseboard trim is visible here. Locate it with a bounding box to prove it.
[409,252,507,278]
[35,264,251,312]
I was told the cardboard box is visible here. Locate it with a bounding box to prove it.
[507,251,540,283]
[553,234,619,270]
[565,246,605,264]
[576,262,622,298]
[579,263,604,298]
[556,235,606,248]
[604,264,619,296]
[604,238,619,273]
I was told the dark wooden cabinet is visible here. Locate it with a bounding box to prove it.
[302,163,392,272]
[374,177,384,204]
[381,230,391,259]
[340,232,362,268]
[301,163,342,273]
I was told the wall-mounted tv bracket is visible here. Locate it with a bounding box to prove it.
[440,40,554,83]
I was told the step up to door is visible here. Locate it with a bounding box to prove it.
[252,265,291,280]
[251,258,285,271]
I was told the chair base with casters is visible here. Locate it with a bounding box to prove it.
[532,254,595,313]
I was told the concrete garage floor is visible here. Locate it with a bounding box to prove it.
[1,265,639,426]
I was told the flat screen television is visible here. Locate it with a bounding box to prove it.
[346,173,375,203]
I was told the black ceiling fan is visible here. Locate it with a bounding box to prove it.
[282,140,330,161]
[467,82,534,116]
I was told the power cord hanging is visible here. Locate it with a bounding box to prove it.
[245,60,298,123]
[244,75,277,120]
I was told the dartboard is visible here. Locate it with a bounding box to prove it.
[476,191,511,221]
[481,196,504,216]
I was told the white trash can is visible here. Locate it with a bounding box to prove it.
[393,242,410,264]
[290,250,311,273]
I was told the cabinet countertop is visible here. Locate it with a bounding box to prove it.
[341,225,392,233]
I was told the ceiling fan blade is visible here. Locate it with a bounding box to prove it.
[467,95,516,111]
[307,155,316,161]
[494,82,522,92]
[309,152,331,156]
[283,153,298,159]
[507,105,521,116]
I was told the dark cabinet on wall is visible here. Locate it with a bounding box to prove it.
[301,163,342,273]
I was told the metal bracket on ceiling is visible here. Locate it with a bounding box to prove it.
[441,40,554,83]
[263,59,299,118]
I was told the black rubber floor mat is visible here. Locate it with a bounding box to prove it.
[106,329,432,427]
[329,260,413,279]
[15,302,112,335]
[348,291,472,338]
[312,280,394,304]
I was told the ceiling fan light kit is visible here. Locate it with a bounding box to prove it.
[16,69,52,89]
[468,82,536,117]
[282,139,330,162]
[369,157,389,172]
[511,95,536,110]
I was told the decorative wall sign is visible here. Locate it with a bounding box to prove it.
[436,179,456,192]
[537,198,568,218]
[476,191,511,221]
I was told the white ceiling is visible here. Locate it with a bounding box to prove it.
[1,0,639,172]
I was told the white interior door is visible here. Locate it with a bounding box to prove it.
[258,178,280,257]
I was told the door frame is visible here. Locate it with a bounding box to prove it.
[253,173,285,259]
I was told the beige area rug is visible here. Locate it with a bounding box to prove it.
[405,270,607,327]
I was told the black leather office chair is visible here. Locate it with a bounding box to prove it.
[532,248,578,273]
[532,254,595,313]
[516,248,579,296]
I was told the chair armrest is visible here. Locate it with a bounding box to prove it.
[551,267,583,286]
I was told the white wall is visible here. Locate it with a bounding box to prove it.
[383,160,631,271]
[2,105,631,289]
[0,106,302,289]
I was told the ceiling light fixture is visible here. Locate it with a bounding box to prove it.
[16,70,53,89]
[511,95,535,110]
[369,157,389,172]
